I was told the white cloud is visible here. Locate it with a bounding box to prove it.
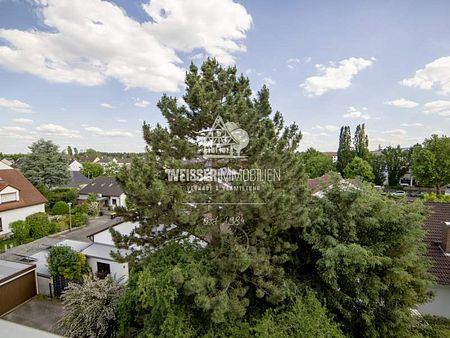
[135,99,150,108]
[423,100,450,116]
[312,124,338,132]
[382,129,407,136]
[401,56,450,95]
[13,118,34,125]
[100,103,114,109]
[36,123,80,138]
[263,77,276,87]
[0,0,252,92]
[85,126,133,137]
[300,57,375,96]
[343,106,370,120]
[0,126,36,140]
[116,118,127,123]
[400,123,424,127]
[384,98,419,108]
[0,97,33,113]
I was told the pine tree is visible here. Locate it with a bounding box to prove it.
[336,126,354,174]
[353,123,369,160]
[21,139,70,188]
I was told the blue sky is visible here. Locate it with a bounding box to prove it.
[0,0,449,153]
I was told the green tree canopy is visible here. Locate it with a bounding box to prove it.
[47,245,88,281]
[301,148,335,178]
[21,139,70,188]
[383,145,410,187]
[81,162,104,179]
[343,156,374,181]
[370,153,386,186]
[412,135,450,193]
[336,126,354,174]
[353,124,370,160]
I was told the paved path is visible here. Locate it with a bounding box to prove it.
[59,215,123,242]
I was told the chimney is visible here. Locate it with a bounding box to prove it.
[443,221,450,253]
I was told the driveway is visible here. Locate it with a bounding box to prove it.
[59,215,123,242]
[1,297,64,334]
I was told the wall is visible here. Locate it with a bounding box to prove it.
[0,203,45,236]
[86,257,128,283]
[0,270,37,315]
[36,275,53,296]
[417,285,450,318]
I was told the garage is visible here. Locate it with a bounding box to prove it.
[0,260,36,316]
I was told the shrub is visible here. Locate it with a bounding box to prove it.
[423,192,450,203]
[88,202,100,216]
[10,220,31,244]
[73,203,89,214]
[59,276,124,338]
[46,188,78,207]
[52,201,70,215]
[26,212,54,239]
[72,213,88,227]
[47,245,88,280]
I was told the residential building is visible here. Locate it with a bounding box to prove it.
[68,159,83,171]
[417,202,450,317]
[322,152,338,163]
[61,171,91,189]
[0,162,47,237]
[78,176,126,208]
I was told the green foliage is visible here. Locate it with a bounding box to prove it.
[72,213,89,227]
[370,153,386,185]
[45,188,78,207]
[10,220,31,244]
[21,139,70,188]
[47,245,88,280]
[354,124,370,161]
[412,135,450,193]
[52,201,70,215]
[422,192,450,202]
[81,162,104,179]
[383,145,410,187]
[301,148,334,178]
[104,161,120,176]
[421,315,450,338]
[298,181,432,337]
[87,193,98,203]
[336,126,354,173]
[343,156,375,181]
[73,203,89,214]
[26,212,55,239]
[59,276,124,338]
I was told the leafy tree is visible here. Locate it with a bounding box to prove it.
[59,276,123,338]
[336,126,354,174]
[353,124,370,160]
[83,148,98,158]
[46,188,78,207]
[295,180,432,337]
[370,153,386,185]
[81,162,104,179]
[47,245,88,280]
[383,145,410,187]
[67,146,73,157]
[52,201,70,215]
[412,135,450,193]
[301,148,334,178]
[343,156,374,181]
[74,147,79,156]
[104,161,120,176]
[10,220,31,244]
[26,212,55,239]
[72,213,89,227]
[21,139,70,188]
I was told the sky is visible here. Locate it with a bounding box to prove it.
[0,0,449,154]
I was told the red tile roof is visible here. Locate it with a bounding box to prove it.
[0,169,47,212]
[423,202,450,285]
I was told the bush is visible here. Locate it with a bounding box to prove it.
[88,202,100,216]
[423,192,450,202]
[10,220,31,244]
[73,203,89,214]
[72,213,88,227]
[46,188,78,207]
[47,245,88,280]
[52,201,70,215]
[26,212,54,239]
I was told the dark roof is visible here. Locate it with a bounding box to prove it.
[423,202,450,285]
[0,169,47,212]
[62,171,91,188]
[78,176,124,197]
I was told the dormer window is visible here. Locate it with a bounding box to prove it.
[0,185,19,204]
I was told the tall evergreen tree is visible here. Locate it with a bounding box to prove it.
[353,123,369,160]
[21,139,70,188]
[67,146,73,158]
[336,126,354,174]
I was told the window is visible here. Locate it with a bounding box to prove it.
[96,262,111,279]
[1,192,17,203]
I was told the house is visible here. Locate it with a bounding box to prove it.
[0,158,14,167]
[0,162,47,237]
[417,202,450,317]
[68,159,83,171]
[322,152,338,163]
[78,176,126,208]
[62,171,91,189]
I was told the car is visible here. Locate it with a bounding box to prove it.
[390,191,406,197]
